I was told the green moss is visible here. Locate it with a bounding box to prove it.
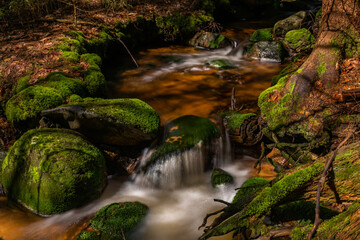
[271,61,299,86]
[82,70,107,97]
[285,28,315,51]
[290,223,312,240]
[316,202,360,239]
[315,8,322,20]
[1,128,107,215]
[223,112,256,134]
[61,51,80,63]
[80,53,102,67]
[232,177,269,203]
[42,72,85,98]
[143,115,220,172]
[317,62,327,78]
[56,38,86,54]
[258,75,297,131]
[67,98,160,136]
[78,202,148,240]
[76,231,98,240]
[14,76,31,94]
[5,86,64,123]
[211,168,234,187]
[68,94,83,103]
[250,28,273,42]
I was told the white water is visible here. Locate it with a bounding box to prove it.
[19,136,255,240]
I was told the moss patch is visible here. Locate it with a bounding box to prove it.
[77,202,148,240]
[82,70,107,97]
[61,51,80,63]
[285,28,315,51]
[222,112,256,134]
[232,177,270,203]
[250,28,273,42]
[1,128,107,215]
[211,168,234,187]
[5,85,64,123]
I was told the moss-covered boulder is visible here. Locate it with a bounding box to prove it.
[5,86,64,123]
[142,115,220,172]
[285,28,315,51]
[189,31,233,49]
[77,202,148,240]
[41,98,161,148]
[205,59,236,69]
[1,128,107,215]
[273,11,307,38]
[5,72,87,124]
[250,28,273,42]
[211,168,234,187]
[243,41,288,62]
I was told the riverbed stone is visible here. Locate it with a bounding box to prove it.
[76,202,148,240]
[41,98,161,148]
[273,11,307,38]
[1,128,107,215]
[142,115,220,172]
[189,31,233,49]
[211,168,234,187]
[205,59,236,69]
[243,41,288,62]
[285,28,315,51]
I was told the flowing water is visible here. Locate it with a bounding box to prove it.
[0,24,282,240]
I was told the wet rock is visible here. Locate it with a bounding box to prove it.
[141,115,220,173]
[285,28,315,52]
[1,128,107,215]
[76,202,148,240]
[250,28,273,42]
[205,59,236,69]
[189,31,233,49]
[243,41,288,62]
[211,168,234,187]
[41,98,161,148]
[273,11,307,38]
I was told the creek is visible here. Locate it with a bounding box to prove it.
[0,22,282,240]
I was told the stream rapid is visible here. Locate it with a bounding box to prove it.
[0,24,282,240]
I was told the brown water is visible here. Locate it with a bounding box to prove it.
[0,26,281,240]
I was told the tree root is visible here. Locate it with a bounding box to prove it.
[307,132,352,240]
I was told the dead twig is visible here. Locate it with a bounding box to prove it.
[307,132,352,240]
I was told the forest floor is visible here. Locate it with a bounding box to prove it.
[0,0,202,149]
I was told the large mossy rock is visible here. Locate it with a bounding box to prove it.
[142,115,220,172]
[273,11,307,38]
[5,72,87,124]
[243,41,288,62]
[285,28,315,52]
[77,202,148,240]
[211,168,234,187]
[41,98,161,147]
[1,128,107,215]
[189,31,233,49]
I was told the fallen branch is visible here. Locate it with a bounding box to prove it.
[254,142,266,173]
[307,132,352,240]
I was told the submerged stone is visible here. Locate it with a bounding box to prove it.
[189,31,233,49]
[1,128,107,215]
[77,202,148,240]
[205,59,236,69]
[41,98,161,147]
[142,115,220,173]
[244,41,288,62]
[211,168,234,187]
[273,11,307,38]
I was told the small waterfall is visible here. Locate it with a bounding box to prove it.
[136,135,232,189]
